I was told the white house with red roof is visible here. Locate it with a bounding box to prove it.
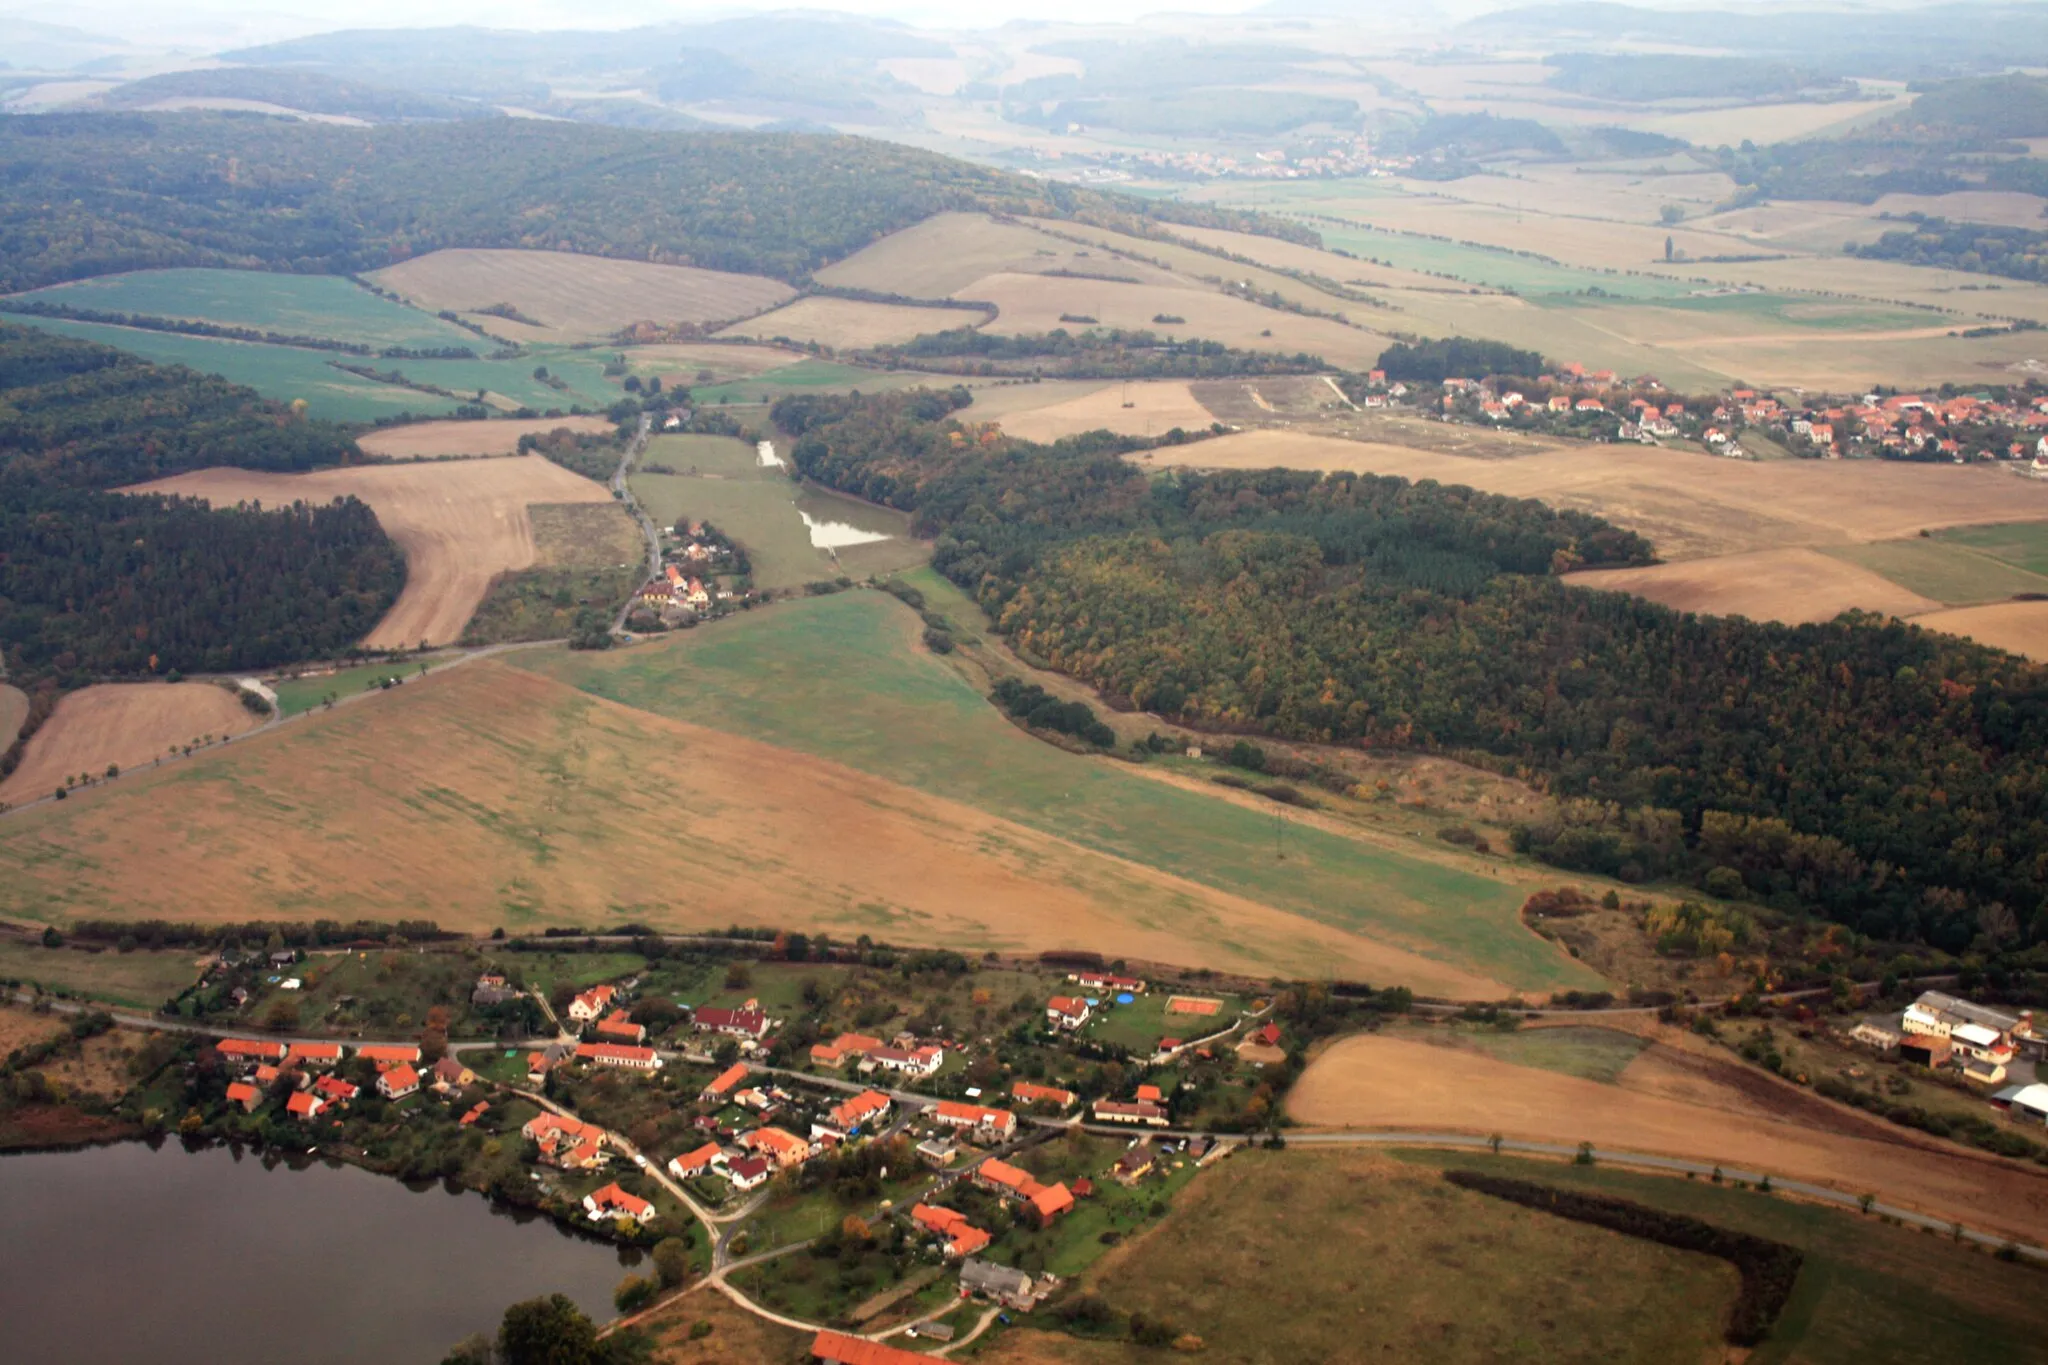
[567,984,618,1023]
[584,1182,655,1223]
[1046,996,1091,1030]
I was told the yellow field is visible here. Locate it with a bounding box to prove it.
[366,249,795,342]
[981,379,1218,442]
[1563,548,1943,624]
[622,341,803,387]
[1146,430,2048,560]
[0,683,261,806]
[814,211,1177,298]
[717,296,981,349]
[0,660,1479,984]
[357,416,613,460]
[1290,1031,2048,1243]
[1637,97,1907,146]
[1870,190,2048,229]
[1907,602,2048,661]
[126,456,617,648]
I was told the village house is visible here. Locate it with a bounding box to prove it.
[567,984,617,1023]
[725,1155,771,1191]
[692,1005,771,1040]
[811,1033,882,1069]
[701,1062,750,1101]
[313,1075,359,1106]
[217,1038,288,1065]
[471,974,517,1007]
[916,1137,958,1168]
[810,1330,934,1365]
[743,1126,814,1169]
[226,1080,262,1112]
[1011,1080,1077,1111]
[1073,971,1146,994]
[525,1112,608,1170]
[526,1041,573,1085]
[286,1091,325,1120]
[377,1065,421,1100]
[667,1142,725,1181]
[864,1044,944,1078]
[460,1101,490,1126]
[595,1010,648,1045]
[821,1089,892,1137]
[575,1042,662,1071]
[958,1257,1046,1311]
[1093,1099,1170,1127]
[911,1203,991,1258]
[358,1043,421,1068]
[1135,1084,1163,1104]
[431,1057,475,1092]
[973,1158,1074,1227]
[934,1100,1017,1142]
[284,1042,343,1068]
[584,1183,656,1224]
[1045,996,1092,1030]
[1114,1140,1158,1186]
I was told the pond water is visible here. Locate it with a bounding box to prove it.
[0,1141,634,1365]
[799,509,894,549]
[756,439,784,469]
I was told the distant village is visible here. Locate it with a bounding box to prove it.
[627,519,754,629]
[1385,363,2048,470]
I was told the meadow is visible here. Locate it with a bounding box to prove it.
[1823,537,2048,606]
[0,939,204,1009]
[268,660,436,718]
[719,296,982,349]
[515,589,1590,994]
[1936,521,2048,576]
[6,268,484,350]
[0,682,262,806]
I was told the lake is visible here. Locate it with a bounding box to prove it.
[0,1141,635,1365]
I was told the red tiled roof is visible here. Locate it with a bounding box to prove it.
[576,1042,658,1065]
[217,1038,287,1060]
[358,1044,420,1063]
[1030,1183,1075,1220]
[811,1330,933,1365]
[226,1081,261,1108]
[286,1091,322,1118]
[703,1062,750,1095]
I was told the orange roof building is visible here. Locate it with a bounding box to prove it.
[701,1062,750,1099]
[583,1182,655,1223]
[1029,1182,1075,1223]
[574,1042,661,1071]
[1011,1080,1077,1109]
[743,1126,813,1168]
[217,1038,287,1062]
[285,1091,325,1119]
[357,1044,421,1065]
[811,1330,933,1365]
[226,1081,261,1112]
[826,1090,891,1132]
[284,1042,343,1067]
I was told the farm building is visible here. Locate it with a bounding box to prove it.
[1093,1098,1170,1127]
[934,1100,1017,1141]
[1012,1080,1077,1110]
[811,1330,932,1365]
[595,1010,647,1044]
[1994,1082,2048,1122]
[701,1062,750,1100]
[575,1042,662,1071]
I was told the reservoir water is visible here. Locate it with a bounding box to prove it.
[0,1140,632,1365]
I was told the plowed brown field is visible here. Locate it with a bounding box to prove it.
[1290,1032,2048,1242]
[357,416,612,459]
[0,662,1465,983]
[0,683,261,805]
[126,457,615,648]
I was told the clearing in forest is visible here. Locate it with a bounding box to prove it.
[0,683,261,806]
[0,661,1487,987]
[515,590,1588,994]
[365,249,795,342]
[357,416,613,460]
[1288,1031,2048,1244]
[125,456,616,649]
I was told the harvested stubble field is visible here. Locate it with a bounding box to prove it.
[126,456,616,649]
[0,661,1459,984]
[356,415,613,460]
[978,1147,1739,1365]
[0,683,261,806]
[1563,548,1943,626]
[1145,430,2048,561]
[1908,601,2048,662]
[814,211,1179,298]
[1288,1031,2048,1244]
[960,270,1387,369]
[984,379,1218,442]
[718,296,981,349]
[365,249,796,342]
[0,684,26,751]
[515,590,1591,995]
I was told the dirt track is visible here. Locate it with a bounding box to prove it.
[125,457,615,648]
[1289,1032,2048,1242]
[0,683,261,805]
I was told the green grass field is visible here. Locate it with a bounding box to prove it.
[269,661,434,717]
[1082,989,1246,1052]
[1935,521,2048,577]
[1824,538,2048,605]
[8,269,483,351]
[0,940,203,1009]
[684,359,932,406]
[514,590,1594,992]
[1396,1022,1650,1084]
[1389,1150,2048,1365]
[632,434,919,589]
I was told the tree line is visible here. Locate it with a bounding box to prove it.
[770,388,2048,954]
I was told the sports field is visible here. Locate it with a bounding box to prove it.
[128,456,617,648]
[515,590,1591,994]
[365,249,796,343]
[0,660,1491,986]
[6,268,481,351]
[0,682,262,806]
[1289,1031,2048,1243]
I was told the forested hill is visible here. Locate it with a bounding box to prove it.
[780,389,2048,954]
[0,113,1310,292]
[0,326,403,704]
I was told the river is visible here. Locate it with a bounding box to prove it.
[0,1141,635,1365]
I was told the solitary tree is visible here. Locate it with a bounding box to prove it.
[497,1293,598,1365]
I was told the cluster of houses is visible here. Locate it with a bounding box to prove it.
[526,986,787,1085]
[1848,990,2038,1087]
[213,1035,479,1120]
[808,1031,946,1078]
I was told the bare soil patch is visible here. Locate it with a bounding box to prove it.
[1564,548,1943,625]
[992,380,1217,442]
[358,416,612,460]
[1907,601,2048,661]
[718,296,981,349]
[642,1285,805,1364]
[0,661,1485,986]
[0,683,260,806]
[366,249,794,342]
[1147,430,2048,561]
[126,456,616,648]
[0,1005,68,1058]
[1289,1032,2048,1242]
[0,684,27,752]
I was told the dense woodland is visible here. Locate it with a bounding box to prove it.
[0,113,1310,292]
[1849,215,2048,281]
[0,327,403,698]
[854,326,1327,378]
[780,389,2048,953]
[1374,337,1546,383]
